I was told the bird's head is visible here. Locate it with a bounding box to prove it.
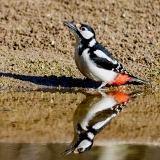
[62,138,93,155]
[64,21,95,41]
[62,129,94,155]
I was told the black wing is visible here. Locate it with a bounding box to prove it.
[89,43,131,75]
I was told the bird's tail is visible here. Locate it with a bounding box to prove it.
[128,75,150,84]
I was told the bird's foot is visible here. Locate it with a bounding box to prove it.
[97,90,106,96]
[89,88,96,92]
[97,82,107,90]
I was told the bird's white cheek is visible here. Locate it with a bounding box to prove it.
[76,140,92,151]
[80,31,94,39]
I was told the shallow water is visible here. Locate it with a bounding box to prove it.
[0,89,159,160]
[0,143,160,160]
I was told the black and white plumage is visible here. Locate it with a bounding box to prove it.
[62,91,134,155]
[64,21,149,89]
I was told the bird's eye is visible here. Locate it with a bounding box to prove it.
[81,27,86,31]
[78,148,83,152]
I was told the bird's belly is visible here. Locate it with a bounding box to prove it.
[75,50,118,83]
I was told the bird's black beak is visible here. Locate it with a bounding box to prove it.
[61,146,75,156]
[64,21,80,35]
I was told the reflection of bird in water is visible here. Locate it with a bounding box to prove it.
[62,91,141,155]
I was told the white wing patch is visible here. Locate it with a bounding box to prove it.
[80,96,117,130]
[94,50,117,64]
[92,113,117,130]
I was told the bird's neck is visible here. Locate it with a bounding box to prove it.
[76,36,96,46]
[76,37,96,56]
[81,37,96,46]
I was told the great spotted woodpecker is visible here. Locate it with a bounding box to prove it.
[64,21,149,90]
[62,91,143,155]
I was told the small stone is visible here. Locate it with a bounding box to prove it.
[121,13,126,18]
[51,40,55,46]
[46,13,51,17]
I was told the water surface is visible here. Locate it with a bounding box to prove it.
[0,90,159,159]
[0,143,160,160]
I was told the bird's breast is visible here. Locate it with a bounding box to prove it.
[74,46,118,82]
[75,47,95,79]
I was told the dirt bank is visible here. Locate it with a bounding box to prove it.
[0,0,159,90]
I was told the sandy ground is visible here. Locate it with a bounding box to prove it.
[0,0,159,90]
[0,1,160,157]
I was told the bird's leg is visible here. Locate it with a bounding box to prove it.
[89,88,95,92]
[89,82,107,93]
[98,90,106,97]
[97,82,107,91]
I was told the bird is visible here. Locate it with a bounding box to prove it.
[62,90,140,155]
[63,21,149,90]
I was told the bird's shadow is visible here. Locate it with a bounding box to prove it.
[0,72,100,89]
